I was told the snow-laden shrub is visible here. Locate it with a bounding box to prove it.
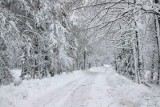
[144,70,152,82]
[14,78,22,86]
[153,72,158,83]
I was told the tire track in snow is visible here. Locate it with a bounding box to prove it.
[30,71,98,107]
[59,72,99,107]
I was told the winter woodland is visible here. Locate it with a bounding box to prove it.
[0,0,160,107]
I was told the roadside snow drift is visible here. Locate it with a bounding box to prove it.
[0,66,160,107]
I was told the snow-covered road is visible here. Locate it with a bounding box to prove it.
[31,72,99,107]
[1,66,160,107]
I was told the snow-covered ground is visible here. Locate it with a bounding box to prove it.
[0,66,160,107]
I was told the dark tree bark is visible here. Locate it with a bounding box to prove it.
[154,0,160,84]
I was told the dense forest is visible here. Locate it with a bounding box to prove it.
[0,0,160,86]
[0,0,80,85]
[1,0,160,107]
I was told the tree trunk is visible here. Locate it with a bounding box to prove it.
[133,28,141,84]
[83,49,86,70]
[133,13,142,83]
[154,0,160,84]
[155,16,160,84]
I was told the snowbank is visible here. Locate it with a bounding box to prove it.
[102,65,160,107]
[0,66,160,107]
[0,70,84,107]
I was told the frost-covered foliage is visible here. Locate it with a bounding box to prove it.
[0,37,13,85]
[0,0,78,81]
[0,0,160,86]
[70,0,160,84]
[0,5,14,85]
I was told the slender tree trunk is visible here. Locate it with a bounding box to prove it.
[133,26,141,84]
[83,49,86,70]
[155,17,160,84]
[114,53,118,71]
[132,0,142,83]
[126,0,142,84]
[154,0,160,84]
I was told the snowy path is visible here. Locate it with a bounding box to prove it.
[1,66,160,107]
[30,72,102,107]
[20,67,158,107]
